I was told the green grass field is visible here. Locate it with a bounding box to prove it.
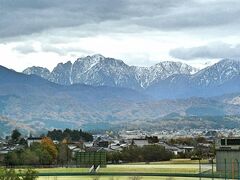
[35,167,89,173]
[99,164,201,173]
[36,159,213,180]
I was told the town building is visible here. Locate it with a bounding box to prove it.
[27,137,42,147]
[131,138,149,147]
[216,137,240,175]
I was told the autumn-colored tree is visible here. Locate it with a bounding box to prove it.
[41,137,58,160]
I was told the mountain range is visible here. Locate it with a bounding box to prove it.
[23,54,198,89]
[23,55,240,99]
[0,55,239,135]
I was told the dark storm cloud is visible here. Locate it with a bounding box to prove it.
[170,42,240,60]
[2,0,240,39]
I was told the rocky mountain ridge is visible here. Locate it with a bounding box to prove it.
[23,54,198,89]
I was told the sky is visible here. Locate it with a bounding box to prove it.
[1,0,240,71]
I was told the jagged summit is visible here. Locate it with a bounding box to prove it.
[23,55,240,94]
[191,58,240,86]
[23,66,50,79]
[23,54,197,89]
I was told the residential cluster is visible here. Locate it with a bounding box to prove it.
[0,128,234,165]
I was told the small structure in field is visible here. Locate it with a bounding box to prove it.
[75,151,107,168]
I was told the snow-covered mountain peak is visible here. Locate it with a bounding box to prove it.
[22,55,198,89]
[23,66,50,79]
[92,54,105,59]
[155,61,198,72]
[77,54,105,62]
[220,58,240,63]
[191,58,240,86]
[132,61,198,88]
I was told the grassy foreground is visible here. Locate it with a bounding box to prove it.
[99,164,200,173]
[35,167,89,173]
[35,159,213,180]
[38,176,212,180]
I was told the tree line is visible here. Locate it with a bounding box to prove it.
[5,136,70,166]
[47,128,93,142]
[167,136,208,146]
[3,128,92,166]
[107,145,173,163]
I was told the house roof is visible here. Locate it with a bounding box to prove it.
[86,147,106,152]
[132,139,149,146]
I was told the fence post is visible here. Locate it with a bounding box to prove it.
[225,158,227,180]
[199,158,201,180]
[233,160,235,180]
[212,158,214,180]
[236,159,239,180]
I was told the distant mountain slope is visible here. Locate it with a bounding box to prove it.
[146,59,240,98]
[2,65,149,101]
[1,64,240,130]
[23,55,240,99]
[191,59,240,87]
[23,54,198,90]
[0,58,238,133]
[0,115,34,137]
[0,66,154,134]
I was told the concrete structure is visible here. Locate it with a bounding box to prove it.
[216,138,240,175]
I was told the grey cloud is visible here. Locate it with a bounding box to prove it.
[40,44,93,56]
[0,0,127,38]
[12,42,93,56]
[13,44,37,54]
[169,42,240,60]
[132,0,240,30]
[2,0,239,39]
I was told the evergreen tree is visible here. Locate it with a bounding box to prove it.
[11,129,21,143]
